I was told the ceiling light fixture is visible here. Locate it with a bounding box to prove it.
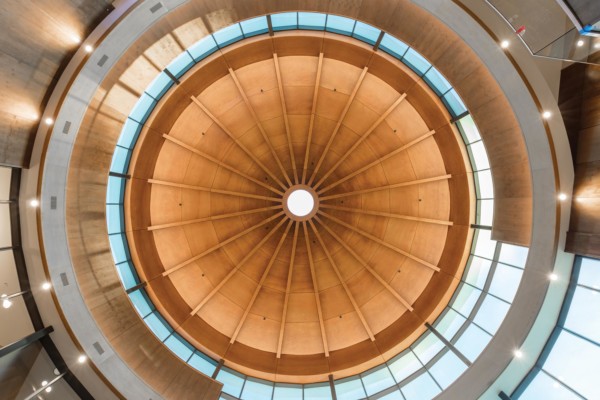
[500,40,510,49]
[514,349,523,358]
[84,44,93,53]
[42,282,52,290]
[77,354,88,364]
[576,39,585,47]
[549,273,558,281]
[29,199,40,207]
[558,193,568,201]
[542,110,552,119]
[1,295,12,309]
[44,117,54,125]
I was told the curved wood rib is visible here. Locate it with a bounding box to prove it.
[308,219,376,341]
[162,134,284,196]
[190,95,287,189]
[308,67,369,186]
[313,93,407,190]
[319,204,452,226]
[303,221,330,357]
[230,220,294,344]
[317,130,436,195]
[273,54,299,184]
[301,53,324,184]
[319,175,452,201]
[229,67,293,186]
[318,210,441,272]
[161,212,285,277]
[148,179,282,202]
[277,221,299,358]
[314,216,414,312]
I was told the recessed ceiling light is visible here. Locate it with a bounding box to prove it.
[77,354,88,363]
[549,273,558,281]
[576,39,585,47]
[500,40,510,49]
[42,282,52,290]
[558,193,568,201]
[514,349,523,358]
[44,117,54,125]
[29,199,40,207]
[1,294,12,309]
[542,110,552,119]
[84,44,93,53]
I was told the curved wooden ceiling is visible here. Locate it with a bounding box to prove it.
[125,35,473,382]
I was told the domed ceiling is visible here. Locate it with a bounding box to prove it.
[125,35,472,382]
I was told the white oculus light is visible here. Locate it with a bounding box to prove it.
[287,189,314,217]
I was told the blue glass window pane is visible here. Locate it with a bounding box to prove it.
[361,365,396,396]
[165,51,194,79]
[334,377,365,400]
[188,352,217,377]
[106,176,125,204]
[304,382,331,400]
[579,257,600,287]
[402,48,431,76]
[117,118,142,149]
[474,229,497,260]
[188,36,218,61]
[412,332,444,364]
[271,12,298,31]
[543,330,600,399]
[106,204,124,234]
[217,367,246,397]
[110,146,131,174]
[435,308,466,341]
[164,332,194,361]
[456,114,481,144]
[469,141,490,171]
[128,289,153,317]
[565,286,600,343]
[240,16,269,37]
[499,244,529,268]
[144,311,172,341]
[454,322,492,362]
[423,67,452,96]
[213,24,244,47]
[477,199,494,226]
[519,369,582,400]
[273,384,303,400]
[379,34,409,59]
[298,12,326,30]
[352,21,380,45]
[388,351,421,384]
[442,89,467,117]
[428,350,467,389]
[146,72,174,100]
[325,15,355,36]
[473,295,510,334]
[241,377,274,400]
[474,169,494,199]
[108,233,129,264]
[465,256,492,289]
[116,261,138,289]
[130,93,157,123]
[400,372,441,400]
[451,283,482,318]
[489,263,523,303]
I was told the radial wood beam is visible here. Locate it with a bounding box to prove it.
[319,204,453,226]
[301,53,324,184]
[229,68,293,186]
[276,221,299,358]
[303,222,330,357]
[148,205,282,231]
[318,211,440,272]
[308,220,375,341]
[314,216,414,311]
[308,67,368,186]
[230,220,294,344]
[190,95,287,189]
[319,175,452,201]
[189,217,289,316]
[318,130,435,194]
[163,134,284,195]
[162,212,285,277]
[314,93,407,190]
[148,179,282,202]
[273,53,298,184]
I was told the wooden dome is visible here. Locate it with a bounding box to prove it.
[126,34,473,382]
